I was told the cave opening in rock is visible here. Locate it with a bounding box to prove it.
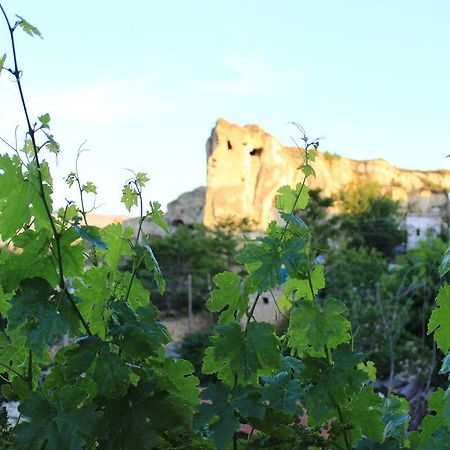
[250,148,263,156]
[227,140,232,150]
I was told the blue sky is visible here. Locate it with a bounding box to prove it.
[1,0,449,215]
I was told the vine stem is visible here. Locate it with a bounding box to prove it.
[0,3,92,336]
[243,293,260,338]
[27,350,32,390]
[74,145,98,266]
[124,184,145,303]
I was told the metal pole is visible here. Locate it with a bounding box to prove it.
[188,274,192,333]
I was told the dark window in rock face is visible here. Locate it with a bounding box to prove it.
[416,228,421,236]
[250,148,263,156]
[262,296,269,305]
[227,140,232,150]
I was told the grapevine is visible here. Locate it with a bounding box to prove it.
[0,4,449,449]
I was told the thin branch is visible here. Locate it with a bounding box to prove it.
[124,183,145,303]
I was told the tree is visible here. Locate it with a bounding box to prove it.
[123,223,239,313]
[298,188,337,257]
[337,181,406,257]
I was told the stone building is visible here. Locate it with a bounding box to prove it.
[405,212,444,249]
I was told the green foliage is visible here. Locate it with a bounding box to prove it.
[428,285,450,353]
[13,387,102,450]
[0,9,448,448]
[288,298,351,357]
[15,16,42,38]
[203,322,281,385]
[325,238,447,380]
[439,245,450,277]
[121,185,138,211]
[0,53,6,75]
[297,188,337,256]
[178,328,215,384]
[338,181,406,256]
[275,183,310,211]
[133,223,238,313]
[206,271,249,324]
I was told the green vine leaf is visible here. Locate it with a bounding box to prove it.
[0,230,58,291]
[116,271,150,310]
[381,396,410,442]
[62,335,104,380]
[408,389,448,447]
[16,16,43,38]
[149,201,168,233]
[0,53,6,76]
[275,184,310,212]
[74,267,112,335]
[38,113,50,129]
[439,245,450,277]
[301,164,316,177]
[99,224,133,269]
[428,284,450,353]
[109,301,170,359]
[143,244,165,295]
[203,322,281,385]
[302,346,369,424]
[13,387,102,450]
[288,297,351,357]
[440,353,450,377]
[73,224,107,250]
[206,271,249,324]
[82,181,97,194]
[195,383,264,450]
[155,358,200,408]
[135,172,149,188]
[195,383,239,450]
[262,370,304,415]
[121,185,138,211]
[43,133,60,154]
[0,154,32,239]
[345,386,384,443]
[279,264,325,308]
[58,203,78,222]
[280,211,309,233]
[0,329,29,378]
[65,172,77,188]
[236,236,282,292]
[58,229,85,278]
[7,278,72,357]
[92,350,133,399]
[0,286,12,316]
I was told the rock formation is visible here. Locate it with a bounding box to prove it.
[164,186,206,226]
[122,187,206,238]
[204,118,450,229]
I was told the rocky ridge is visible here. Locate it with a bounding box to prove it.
[204,118,450,229]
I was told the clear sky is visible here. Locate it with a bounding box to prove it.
[0,0,449,215]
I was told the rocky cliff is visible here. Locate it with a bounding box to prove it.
[204,118,450,229]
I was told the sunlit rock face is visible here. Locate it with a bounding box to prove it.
[204,118,300,229]
[204,118,450,229]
